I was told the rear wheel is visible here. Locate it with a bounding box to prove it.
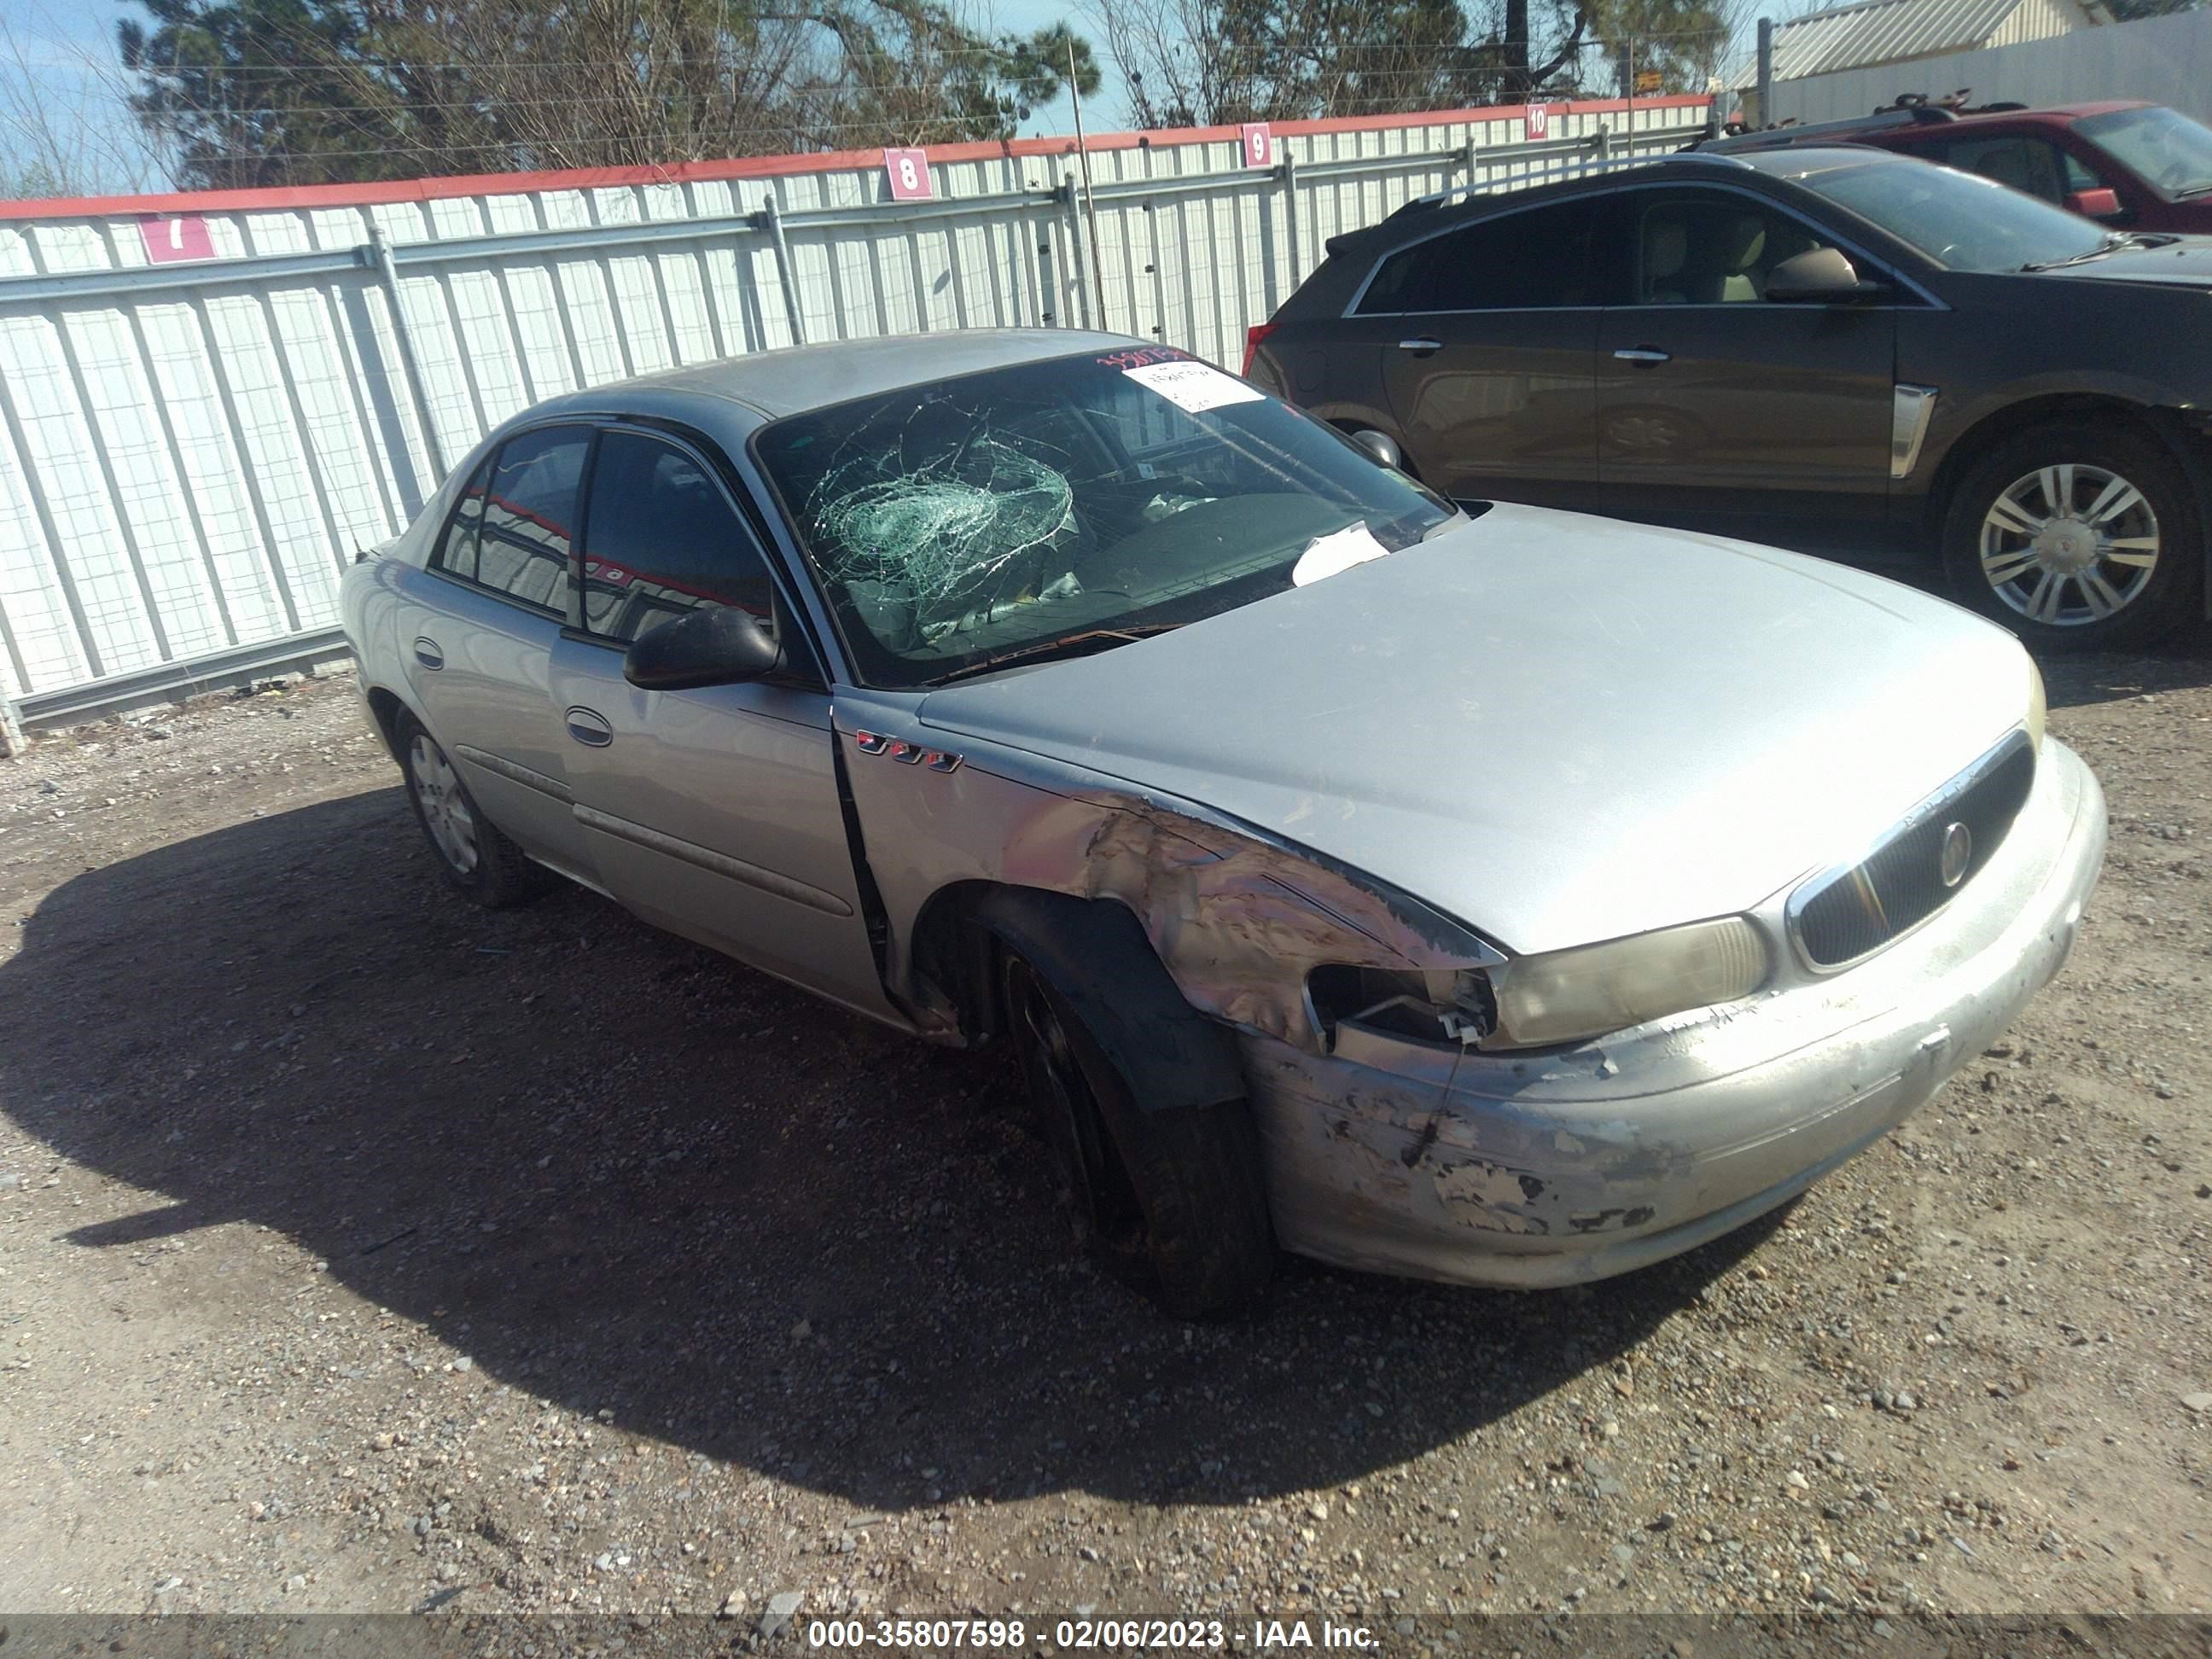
[1941,421,2202,649]
[1001,952,1272,1318]
[395,709,554,909]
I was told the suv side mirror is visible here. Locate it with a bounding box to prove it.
[623,603,782,691]
[1350,428,1404,469]
[2064,186,2123,221]
[1766,246,1889,304]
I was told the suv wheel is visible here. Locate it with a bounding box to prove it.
[1941,420,2202,649]
[1001,952,1272,1318]
[396,709,555,909]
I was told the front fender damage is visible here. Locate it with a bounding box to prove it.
[985,789,1501,1050]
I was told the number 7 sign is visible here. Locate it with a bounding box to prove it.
[139,214,213,264]
[882,148,934,201]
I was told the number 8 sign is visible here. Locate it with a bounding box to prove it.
[882,148,934,201]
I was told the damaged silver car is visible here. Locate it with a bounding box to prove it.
[341,329,2105,1315]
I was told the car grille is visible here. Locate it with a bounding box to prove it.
[1789,733,2037,970]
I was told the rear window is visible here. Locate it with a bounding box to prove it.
[1356,198,1601,313]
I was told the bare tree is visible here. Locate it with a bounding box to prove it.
[0,11,173,198]
[117,0,1101,189]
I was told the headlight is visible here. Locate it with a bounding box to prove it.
[1308,915,1770,1052]
[2025,655,2046,753]
[1489,915,1770,1049]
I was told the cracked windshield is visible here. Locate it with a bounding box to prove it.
[754,350,1456,687]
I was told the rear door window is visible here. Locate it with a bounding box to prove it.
[434,425,590,612]
[1357,198,1603,313]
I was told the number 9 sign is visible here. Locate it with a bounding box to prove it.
[882,148,934,201]
[1241,123,1273,168]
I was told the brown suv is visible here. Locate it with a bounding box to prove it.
[1246,145,2212,648]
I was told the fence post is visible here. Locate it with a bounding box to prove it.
[1062,177,1093,329]
[0,686,22,759]
[1756,17,1775,129]
[1594,124,1612,161]
[1280,153,1302,284]
[1460,135,1480,188]
[368,228,450,484]
[757,195,806,346]
[1038,220,1057,327]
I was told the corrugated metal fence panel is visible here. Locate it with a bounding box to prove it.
[1764,8,2212,125]
[0,97,1708,716]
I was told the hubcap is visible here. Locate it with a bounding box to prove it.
[408,734,480,876]
[1978,463,2159,627]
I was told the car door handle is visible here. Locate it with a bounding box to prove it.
[413,637,444,670]
[1612,347,1672,364]
[564,707,614,748]
[1397,337,1443,354]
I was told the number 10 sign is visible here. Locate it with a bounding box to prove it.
[882,148,934,201]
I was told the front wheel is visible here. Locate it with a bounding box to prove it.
[1001,952,1272,1318]
[1940,421,2203,650]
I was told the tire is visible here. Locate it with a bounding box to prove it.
[394,708,555,909]
[1940,420,2203,650]
[1000,952,1272,1318]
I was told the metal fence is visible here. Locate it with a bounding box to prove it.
[0,96,1710,739]
[1755,7,2212,129]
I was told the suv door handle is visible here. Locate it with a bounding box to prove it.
[1612,347,1672,364]
[1397,337,1443,354]
[413,637,444,670]
[564,707,614,748]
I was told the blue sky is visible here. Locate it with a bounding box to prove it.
[0,0,1111,195]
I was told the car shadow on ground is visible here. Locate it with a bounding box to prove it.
[2039,642,2212,711]
[0,792,1783,1512]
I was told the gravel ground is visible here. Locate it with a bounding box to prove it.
[0,654,2206,1636]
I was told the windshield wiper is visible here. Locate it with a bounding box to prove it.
[2175,183,2212,199]
[930,624,1181,684]
[2021,233,2154,271]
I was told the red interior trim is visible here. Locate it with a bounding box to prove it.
[0,96,1708,223]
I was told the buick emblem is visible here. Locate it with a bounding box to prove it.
[1938,821,1972,888]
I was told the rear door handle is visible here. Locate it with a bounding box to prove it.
[413,637,444,670]
[565,707,614,748]
[1612,347,1672,364]
[1397,337,1443,354]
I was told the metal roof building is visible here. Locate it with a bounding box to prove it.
[1737,0,2107,104]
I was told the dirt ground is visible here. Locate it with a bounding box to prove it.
[0,650,2207,1637]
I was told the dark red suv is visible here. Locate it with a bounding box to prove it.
[1708,102,2212,232]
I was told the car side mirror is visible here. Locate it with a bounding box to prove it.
[1766,246,1888,304]
[2064,186,2123,221]
[622,603,782,691]
[1350,429,1404,469]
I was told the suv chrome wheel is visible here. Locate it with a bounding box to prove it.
[1978,463,2160,627]
[406,733,480,876]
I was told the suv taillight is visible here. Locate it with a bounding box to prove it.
[1242,323,1279,376]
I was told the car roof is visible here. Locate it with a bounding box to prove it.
[1723,143,1916,179]
[522,328,1138,424]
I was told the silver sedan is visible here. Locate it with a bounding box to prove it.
[341,329,2105,1314]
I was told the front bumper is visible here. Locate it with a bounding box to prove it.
[1241,738,2106,1289]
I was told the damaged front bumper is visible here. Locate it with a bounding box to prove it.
[1242,738,2106,1289]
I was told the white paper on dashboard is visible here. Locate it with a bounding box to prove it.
[1124,359,1267,415]
[1289,521,1391,586]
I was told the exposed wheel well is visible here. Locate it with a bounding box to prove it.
[907,879,1011,1039]
[1924,395,2190,535]
[364,686,409,765]
[903,880,1247,1114]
